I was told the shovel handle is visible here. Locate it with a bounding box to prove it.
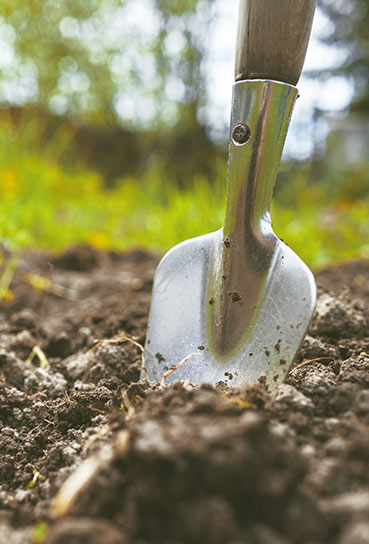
[235,0,317,86]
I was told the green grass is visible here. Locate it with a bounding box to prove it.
[0,119,368,270]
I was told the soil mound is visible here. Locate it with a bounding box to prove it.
[0,250,368,544]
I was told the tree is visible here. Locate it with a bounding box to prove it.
[0,0,212,128]
[0,0,219,184]
[318,0,369,111]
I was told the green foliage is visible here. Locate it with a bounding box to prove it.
[0,120,368,270]
[0,0,212,129]
[272,164,369,268]
[32,520,49,544]
[0,251,18,301]
[318,0,369,110]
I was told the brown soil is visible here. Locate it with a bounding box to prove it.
[0,245,369,544]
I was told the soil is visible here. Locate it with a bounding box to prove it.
[0,244,369,544]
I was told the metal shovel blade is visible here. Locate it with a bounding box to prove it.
[144,80,316,392]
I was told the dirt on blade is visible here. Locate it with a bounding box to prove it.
[0,245,369,544]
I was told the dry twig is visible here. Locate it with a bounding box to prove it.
[289,356,332,375]
[160,353,199,388]
[53,430,130,518]
[88,331,147,378]
[82,424,112,451]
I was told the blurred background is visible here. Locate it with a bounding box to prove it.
[0,0,369,271]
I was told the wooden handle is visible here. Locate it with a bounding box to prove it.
[235,0,317,85]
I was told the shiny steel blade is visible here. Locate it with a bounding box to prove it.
[144,79,316,392]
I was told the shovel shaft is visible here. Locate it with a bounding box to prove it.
[235,0,317,85]
[225,80,297,236]
[208,79,297,356]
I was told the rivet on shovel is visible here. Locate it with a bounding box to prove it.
[232,124,251,145]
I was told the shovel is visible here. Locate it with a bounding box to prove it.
[144,0,317,392]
